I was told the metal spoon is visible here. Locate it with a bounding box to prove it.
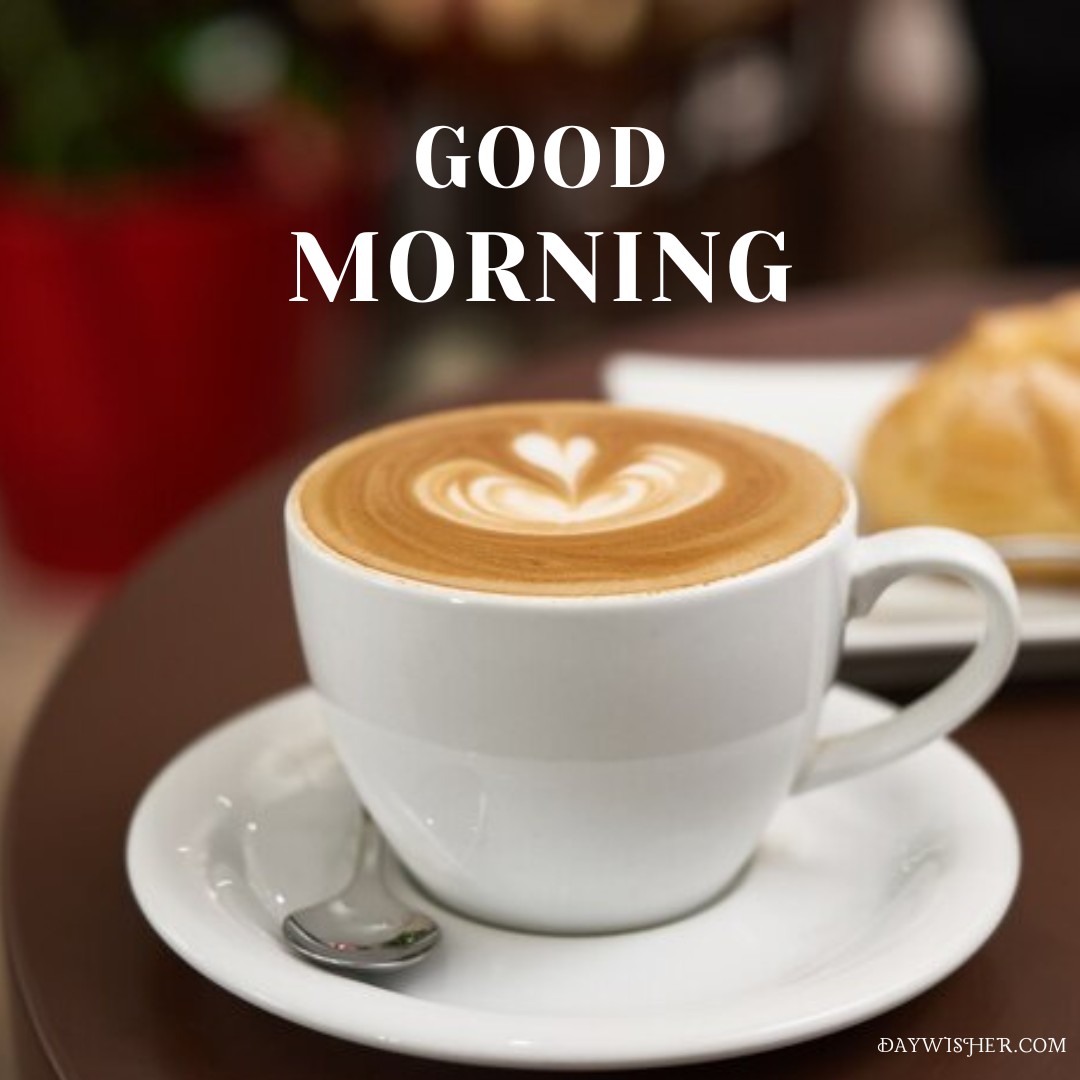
[282,812,440,975]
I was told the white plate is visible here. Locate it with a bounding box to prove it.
[127,686,1020,1071]
[603,353,1080,659]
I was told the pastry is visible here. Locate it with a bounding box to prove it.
[859,292,1080,580]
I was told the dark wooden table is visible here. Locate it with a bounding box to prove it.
[6,274,1079,1079]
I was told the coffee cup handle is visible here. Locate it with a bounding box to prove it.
[794,527,1021,793]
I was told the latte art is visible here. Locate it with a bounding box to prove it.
[414,433,724,535]
[297,402,847,596]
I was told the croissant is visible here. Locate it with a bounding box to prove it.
[859,292,1080,581]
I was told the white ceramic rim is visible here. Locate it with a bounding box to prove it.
[126,686,1021,1071]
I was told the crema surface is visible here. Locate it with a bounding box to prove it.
[298,403,847,596]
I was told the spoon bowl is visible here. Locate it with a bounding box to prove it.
[282,812,440,975]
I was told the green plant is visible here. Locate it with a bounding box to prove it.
[0,0,340,179]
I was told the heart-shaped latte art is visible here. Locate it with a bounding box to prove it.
[511,433,597,492]
[413,432,724,535]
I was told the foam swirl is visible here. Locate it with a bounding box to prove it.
[413,433,724,535]
[298,402,847,596]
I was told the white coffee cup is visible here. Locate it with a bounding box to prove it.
[286,447,1019,934]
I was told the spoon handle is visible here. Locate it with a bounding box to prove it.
[354,808,384,887]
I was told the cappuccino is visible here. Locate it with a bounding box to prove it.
[287,401,1018,931]
[297,402,846,596]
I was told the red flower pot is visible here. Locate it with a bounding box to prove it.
[0,174,347,574]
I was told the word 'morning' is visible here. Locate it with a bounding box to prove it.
[290,230,789,304]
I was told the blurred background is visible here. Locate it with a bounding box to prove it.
[0,0,1076,1067]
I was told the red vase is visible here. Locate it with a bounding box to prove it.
[0,174,349,575]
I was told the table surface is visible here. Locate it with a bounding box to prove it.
[6,273,1080,1080]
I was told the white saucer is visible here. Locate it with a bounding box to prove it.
[127,686,1019,1070]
